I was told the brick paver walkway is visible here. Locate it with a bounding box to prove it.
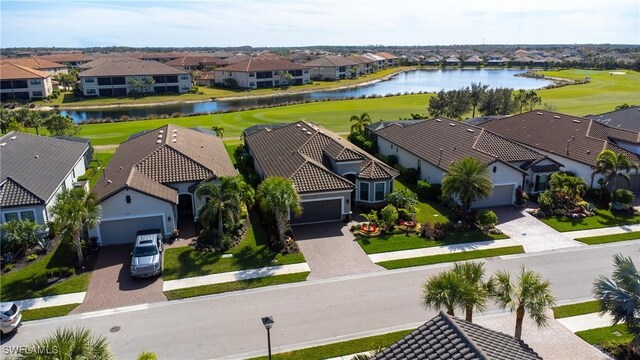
[293,222,383,280]
[71,245,166,314]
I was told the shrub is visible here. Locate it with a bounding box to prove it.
[3,263,14,272]
[611,189,634,205]
[401,168,419,184]
[386,155,398,166]
[45,267,74,279]
[537,190,554,214]
[477,210,498,231]
[397,208,415,221]
[419,223,447,240]
[416,180,431,199]
[380,205,399,232]
[26,254,38,262]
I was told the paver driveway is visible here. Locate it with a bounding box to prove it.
[494,206,584,252]
[71,245,166,314]
[293,222,383,280]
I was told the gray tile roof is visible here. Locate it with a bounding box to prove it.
[245,122,397,194]
[79,57,188,77]
[0,132,89,205]
[93,125,236,204]
[0,178,43,208]
[373,312,542,360]
[587,106,640,133]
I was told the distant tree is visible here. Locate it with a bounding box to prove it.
[513,89,527,114]
[141,76,155,92]
[523,90,542,111]
[211,125,225,138]
[0,108,23,134]
[615,103,635,111]
[22,110,46,135]
[349,66,359,79]
[127,77,141,94]
[349,112,372,135]
[428,90,448,117]
[469,83,489,117]
[427,89,471,119]
[45,113,80,136]
[277,71,293,88]
[479,87,515,116]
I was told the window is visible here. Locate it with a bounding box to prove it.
[493,166,497,173]
[249,82,255,87]
[180,75,190,81]
[534,175,548,192]
[181,86,190,91]
[4,212,18,222]
[84,77,95,83]
[249,72,255,77]
[166,75,179,83]
[97,77,112,86]
[375,183,385,202]
[86,89,97,95]
[12,80,28,88]
[30,79,41,85]
[111,77,126,85]
[359,182,369,202]
[390,144,393,150]
[20,211,35,222]
[32,91,43,97]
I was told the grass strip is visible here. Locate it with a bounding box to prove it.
[378,246,525,270]
[575,231,640,245]
[163,272,309,300]
[552,300,600,319]
[575,324,633,345]
[21,304,80,321]
[247,329,412,360]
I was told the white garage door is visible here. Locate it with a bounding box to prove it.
[473,184,515,208]
[99,216,164,246]
[291,199,342,225]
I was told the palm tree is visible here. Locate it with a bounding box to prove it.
[592,150,639,192]
[422,270,467,316]
[385,189,418,211]
[453,261,489,322]
[256,177,301,247]
[490,268,555,340]
[469,82,488,117]
[195,176,250,239]
[593,254,640,346]
[211,125,225,138]
[16,327,112,360]
[18,109,46,135]
[0,220,43,256]
[349,112,372,136]
[442,157,493,212]
[49,188,101,267]
[549,172,587,205]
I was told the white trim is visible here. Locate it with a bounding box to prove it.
[300,190,352,197]
[97,213,167,245]
[44,149,89,205]
[358,181,370,202]
[335,160,361,165]
[3,209,37,222]
[373,181,387,202]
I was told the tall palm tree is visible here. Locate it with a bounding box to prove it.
[593,254,640,346]
[422,270,467,316]
[49,188,101,267]
[453,261,489,322]
[16,327,112,360]
[490,268,555,340]
[196,176,250,239]
[592,150,639,192]
[349,112,372,136]
[442,157,493,212]
[256,177,301,247]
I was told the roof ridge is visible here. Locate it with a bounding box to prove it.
[441,312,490,360]
[162,143,214,173]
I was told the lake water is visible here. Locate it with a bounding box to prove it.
[62,69,552,122]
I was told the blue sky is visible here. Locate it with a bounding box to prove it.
[1,0,638,48]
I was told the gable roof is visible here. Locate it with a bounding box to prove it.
[373,312,542,360]
[245,122,397,194]
[1,57,67,70]
[78,57,188,77]
[375,119,546,172]
[587,106,640,133]
[217,58,308,72]
[479,111,640,167]
[0,132,89,206]
[0,63,51,80]
[375,52,399,60]
[92,125,236,204]
[0,178,43,208]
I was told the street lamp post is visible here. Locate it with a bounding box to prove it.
[261,316,274,360]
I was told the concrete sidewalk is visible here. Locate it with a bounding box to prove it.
[162,263,310,291]
[368,239,521,263]
[564,223,640,240]
[557,313,615,332]
[3,292,86,310]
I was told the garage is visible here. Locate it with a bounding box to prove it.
[617,174,640,193]
[98,215,164,246]
[473,184,515,208]
[291,199,342,225]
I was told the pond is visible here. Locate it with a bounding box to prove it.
[62,69,552,122]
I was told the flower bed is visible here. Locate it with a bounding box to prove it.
[353,224,382,237]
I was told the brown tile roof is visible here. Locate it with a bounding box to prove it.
[78,58,188,77]
[1,57,67,70]
[374,311,542,360]
[376,119,545,172]
[245,122,397,194]
[0,178,43,208]
[35,53,89,63]
[93,125,236,204]
[0,63,50,80]
[345,54,373,64]
[217,58,308,72]
[375,52,399,60]
[480,111,640,167]
[303,55,360,67]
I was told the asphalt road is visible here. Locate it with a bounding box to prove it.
[2,241,638,360]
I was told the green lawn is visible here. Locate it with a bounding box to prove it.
[377,246,524,270]
[163,214,305,281]
[164,272,309,300]
[541,208,640,232]
[247,329,413,360]
[393,179,450,225]
[87,150,115,188]
[552,300,600,319]
[357,231,508,254]
[575,231,640,245]
[0,243,91,301]
[21,304,80,321]
[539,69,640,116]
[576,324,633,345]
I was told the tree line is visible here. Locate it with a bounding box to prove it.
[427,83,542,119]
[0,108,80,136]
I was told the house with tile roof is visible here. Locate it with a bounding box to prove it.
[244,122,399,225]
[89,125,236,246]
[214,58,310,89]
[479,111,640,192]
[1,57,68,74]
[373,311,542,360]
[0,132,90,225]
[1,63,54,101]
[587,106,640,134]
[303,55,361,80]
[373,118,562,207]
[78,57,192,97]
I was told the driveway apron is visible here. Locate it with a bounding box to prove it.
[494,206,584,252]
[71,245,166,314]
[293,222,383,280]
